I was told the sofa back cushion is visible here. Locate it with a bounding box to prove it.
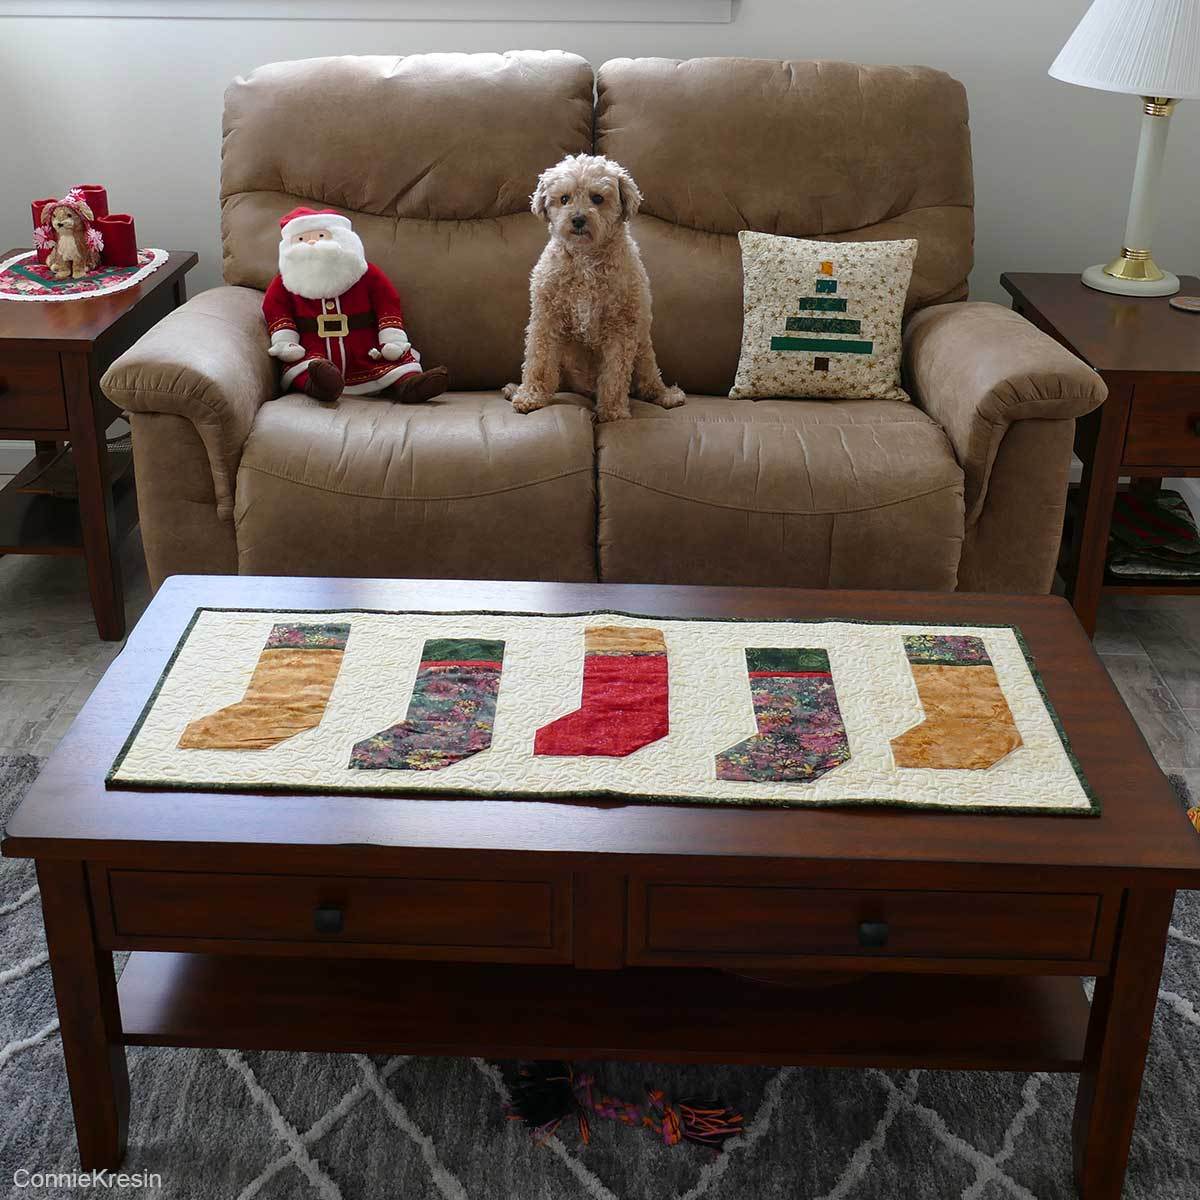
[221,51,593,389]
[595,58,974,396]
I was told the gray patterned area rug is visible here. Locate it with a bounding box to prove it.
[1,754,1198,1199]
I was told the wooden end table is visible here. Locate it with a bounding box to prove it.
[5,576,1200,1199]
[1001,272,1200,637]
[0,249,198,640]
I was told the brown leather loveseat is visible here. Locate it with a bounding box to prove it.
[103,51,1106,593]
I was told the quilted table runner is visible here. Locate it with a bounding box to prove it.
[106,608,1096,815]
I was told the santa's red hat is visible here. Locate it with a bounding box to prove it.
[279,207,352,240]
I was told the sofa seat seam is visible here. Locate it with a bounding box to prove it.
[238,461,594,502]
[617,415,935,429]
[597,470,964,516]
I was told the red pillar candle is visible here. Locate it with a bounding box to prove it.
[31,198,57,263]
[97,214,137,268]
[74,184,108,219]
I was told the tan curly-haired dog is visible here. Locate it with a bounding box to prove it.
[504,154,684,422]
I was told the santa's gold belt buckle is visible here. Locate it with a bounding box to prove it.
[317,313,349,338]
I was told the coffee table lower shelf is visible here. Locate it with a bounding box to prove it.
[116,951,1089,1073]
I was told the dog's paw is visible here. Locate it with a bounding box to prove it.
[596,406,632,423]
[655,386,686,409]
[510,388,548,414]
[502,382,519,401]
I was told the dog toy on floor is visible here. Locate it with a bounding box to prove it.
[507,1061,743,1149]
[504,153,685,422]
[262,206,449,404]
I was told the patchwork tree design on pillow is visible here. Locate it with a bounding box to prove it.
[770,259,873,372]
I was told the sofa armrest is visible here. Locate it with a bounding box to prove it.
[904,301,1106,525]
[101,286,274,520]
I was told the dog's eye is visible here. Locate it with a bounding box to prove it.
[591,194,604,205]
[560,195,571,205]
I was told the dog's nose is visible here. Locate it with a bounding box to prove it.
[571,215,587,231]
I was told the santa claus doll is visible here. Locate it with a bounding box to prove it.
[263,207,448,403]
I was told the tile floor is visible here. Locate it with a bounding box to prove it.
[0,524,1197,780]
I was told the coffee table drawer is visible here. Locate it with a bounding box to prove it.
[100,869,571,962]
[630,884,1101,965]
[0,349,66,431]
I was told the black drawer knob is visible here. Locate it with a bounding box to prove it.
[858,920,889,949]
[1192,417,1200,437]
[314,905,343,935]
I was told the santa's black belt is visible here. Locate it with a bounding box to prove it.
[296,312,375,338]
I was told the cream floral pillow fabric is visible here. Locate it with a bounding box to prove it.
[731,233,918,401]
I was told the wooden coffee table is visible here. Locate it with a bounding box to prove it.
[5,576,1200,1199]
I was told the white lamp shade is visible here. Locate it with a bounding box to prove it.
[1050,0,1200,100]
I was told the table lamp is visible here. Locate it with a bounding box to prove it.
[1049,0,1200,296]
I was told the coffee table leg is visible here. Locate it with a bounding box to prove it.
[1072,888,1173,1199]
[37,860,129,1170]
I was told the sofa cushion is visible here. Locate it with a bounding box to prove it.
[596,396,965,589]
[234,392,597,580]
[595,58,974,395]
[221,51,594,389]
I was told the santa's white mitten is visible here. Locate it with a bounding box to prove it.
[268,341,306,364]
[268,329,307,364]
[378,327,411,361]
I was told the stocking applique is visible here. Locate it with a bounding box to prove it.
[349,638,504,771]
[890,634,1023,770]
[716,648,850,783]
[178,622,350,750]
[534,626,669,757]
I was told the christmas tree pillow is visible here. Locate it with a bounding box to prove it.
[730,233,918,402]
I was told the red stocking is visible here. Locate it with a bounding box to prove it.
[534,626,669,757]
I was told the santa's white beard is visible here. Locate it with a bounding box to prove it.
[278,231,368,299]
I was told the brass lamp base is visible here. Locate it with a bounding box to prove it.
[1082,250,1180,298]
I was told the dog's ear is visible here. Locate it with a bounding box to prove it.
[75,201,94,223]
[615,165,642,222]
[530,169,554,222]
[40,203,57,227]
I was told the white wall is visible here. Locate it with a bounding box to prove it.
[0,0,1197,301]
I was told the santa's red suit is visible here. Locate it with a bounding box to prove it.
[262,207,447,402]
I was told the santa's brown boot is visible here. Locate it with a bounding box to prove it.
[303,358,344,403]
[388,366,449,404]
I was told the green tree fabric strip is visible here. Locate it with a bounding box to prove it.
[771,337,874,354]
[786,316,862,335]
